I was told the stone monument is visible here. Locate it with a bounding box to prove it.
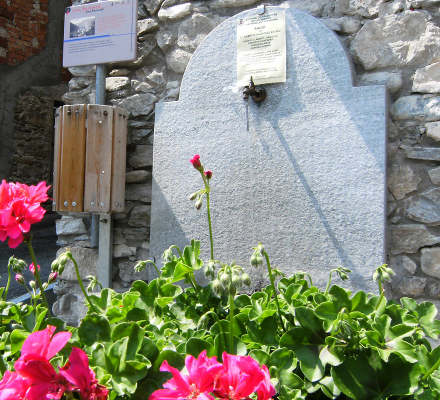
[150,5,386,293]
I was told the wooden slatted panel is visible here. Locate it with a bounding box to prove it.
[58,105,86,212]
[52,107,62,211]
[84,105,113,213]
[111,108,128,213]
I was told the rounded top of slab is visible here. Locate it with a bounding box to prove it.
[179,6,354,104]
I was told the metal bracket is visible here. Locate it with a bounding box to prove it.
[243,76,267,104]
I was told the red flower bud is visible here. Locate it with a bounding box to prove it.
[29,263,40,275]
[190,154,202,170]
[48,271,58,283]
[15,273,25,284]
[204,170,212,179]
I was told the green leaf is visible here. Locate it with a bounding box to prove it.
[280,327,311,348]
[78,314,111,346]
[111,323,144,361]
[235,294,251,308]
[249,349,269,366]
[186,338,213,358]
[247,316,278,346]
[332,353,421,399]
[295,307,324,340]
[319,346,342,367]
[319,376,341,399]
[152,350,184,371]
[140,337,159,362]
[108,337,129,372]
[171,261,193,283]
[10,329,28,355]
[351,291,374,314]
[33,305,48,331]
[270,348,297,371]
[89,288,113,312]
[315,301,339,322]
[280,370,304,389]
[329,285,351,310]
[296,346,324,382]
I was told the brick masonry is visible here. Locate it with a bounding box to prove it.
[0,0,49,65]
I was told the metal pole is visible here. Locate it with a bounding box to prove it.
[94,64,112,288]
[91,64,106,248]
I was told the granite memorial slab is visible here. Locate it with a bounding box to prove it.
[150,5,386,293]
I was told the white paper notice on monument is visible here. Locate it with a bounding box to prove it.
[63,0,137,67]
[237,10,286,86]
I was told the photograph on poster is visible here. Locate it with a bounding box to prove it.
[70,17,96,38]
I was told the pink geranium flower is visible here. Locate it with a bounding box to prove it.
[190,154,202,171]
[213,353,272,400]
[0,371,28,400]
[0,180,50,248]
[11,181,50,204]
[149,350,222,400]
[60,347,109,400]
[19,325,71,361]
[14,355,68,400]
[1,325,108,400]
[13,325,72,400]
[255,365,276,400]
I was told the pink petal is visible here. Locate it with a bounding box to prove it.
[0,371,28,400]
[20,327,54,358]
[60,347,92,392]
[25,381,66,400]
[160,361,191,394]
[8,234,23,248]
[6,224,22,239]
[149,388,187,400]
[0,229,7,241]
[0,209,12,227]
[0,180,11,209]
[18,219,31,234]
[28,181,50,203]
[14,357,58,382]
[47,331,72,359]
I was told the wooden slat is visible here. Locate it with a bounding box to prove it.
[58,105,86,212]
[111,107,128,213]
[52,107,62,211]
[84,105,113,213]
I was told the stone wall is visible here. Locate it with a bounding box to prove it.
[0,0,69,179]
[57,0,440,322]
[9,85,66,186]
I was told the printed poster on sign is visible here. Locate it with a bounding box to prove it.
[237,10,286,86]
[63,0,137,67]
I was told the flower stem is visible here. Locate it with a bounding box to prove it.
[170,245,183,258]
[25,237,50,312]
[3,263,11,301]
[375,279,385,311]
[228,293,235,354]
[325,271,333,295]
[67,253,99,313]
[202,174,214,260]
[262,249,285,332]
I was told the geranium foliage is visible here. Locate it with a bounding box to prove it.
[1,166,440,399]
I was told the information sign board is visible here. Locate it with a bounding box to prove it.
[237,10,286,86]
[63,0,137,67]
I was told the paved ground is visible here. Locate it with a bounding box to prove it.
[0,213,59,301]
